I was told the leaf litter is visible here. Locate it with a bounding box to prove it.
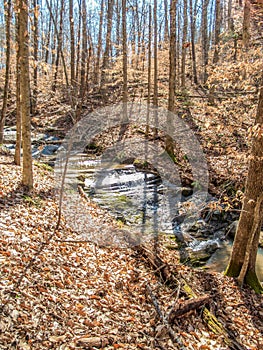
[0,154,263,349]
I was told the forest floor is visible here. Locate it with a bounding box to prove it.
[0,152,263,350]
[1,4,263,343]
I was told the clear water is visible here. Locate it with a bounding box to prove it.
[73,156,263,281]
[206,241,263,281]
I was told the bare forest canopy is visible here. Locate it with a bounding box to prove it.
[0,0,262,194]
[0,0,262,99]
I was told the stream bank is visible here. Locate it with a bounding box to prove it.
[75,156,263,280]
[3,126,263,281]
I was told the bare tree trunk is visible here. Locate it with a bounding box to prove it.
[190,0,198,84]
[146,4,152,137]
[44,0,52,65]
[181,0,188,88]
[225,73,263,294]
[122,0,128,109]
[46,0,69,89]
[75,0,82,85]
[116,0,128,140]
[115,0,121,57]
[94,0,104,86]
[153,0,158,108]
[242,0,250,50]
[15,7,21,166]
[164,0,169,42]
[101,0,114,91]
[227,0,232,31]
[176,5,180,87]
[52,0,64,92]
[51,0,58,67]
[79,0,87,101]
[166,0,177,159]
[32,0,39,115]
[140,4,147,72]
[0,0,11,144]
[135,0,142,68]
[213,0,221,64]
[202,0,209,83]
[18,0,33,190]
[168,0,177,113]
[69,0,75,86]
[86,43,92,93]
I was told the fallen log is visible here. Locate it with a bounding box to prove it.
[168,295,210,321]
[136,245,172,283]
[136,244,246,350]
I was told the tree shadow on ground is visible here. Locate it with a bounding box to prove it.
[0,182,55,209]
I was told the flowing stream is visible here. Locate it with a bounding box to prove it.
[3,127,263,282]
[78,158,263,281]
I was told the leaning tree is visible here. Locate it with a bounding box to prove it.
[225,73,263,293]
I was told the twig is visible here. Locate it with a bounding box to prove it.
[146,283,187,349]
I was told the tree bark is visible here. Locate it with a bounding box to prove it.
[101,0,114,91]
[52,0,64,92]
[227,0,232,31]
[164,0,169,42]
[146,4,152,137]
[0,0,12,144]
[44,0,52,65]
[18,0,33,190]
[181,0,188,88]
[69,0,75,86]
[122,0,128,111]
[202,0,209,83]
[115,0,120,57]
[225,73,263,293]
[15,6,21,166]
[32,0,39,115]
[166,0,177,159]
[168,0,176,114]
[213,0,221,64]
[168,295,210,321]
[242,0,250,50]
[190,0,198,84]
[46,0,69,89]
[94,0,104,86]
[79,0,87,101]
[153,0,158,109]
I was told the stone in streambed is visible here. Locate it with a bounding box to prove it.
[40,145,60,156]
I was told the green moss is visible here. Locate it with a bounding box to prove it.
[245,270,263,294]
[165,244,178,250]
[34,161,53,172]
[117,194,130,202]
[224,261,241,277]
[225,263,263,294]
[133,159,150,169]
[23,195,42,207]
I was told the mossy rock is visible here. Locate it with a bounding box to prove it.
[77,174,86,183]
[34,161,54,172]
[165,244,178,250]
[85,142,103,154]
[133,159,158,174]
